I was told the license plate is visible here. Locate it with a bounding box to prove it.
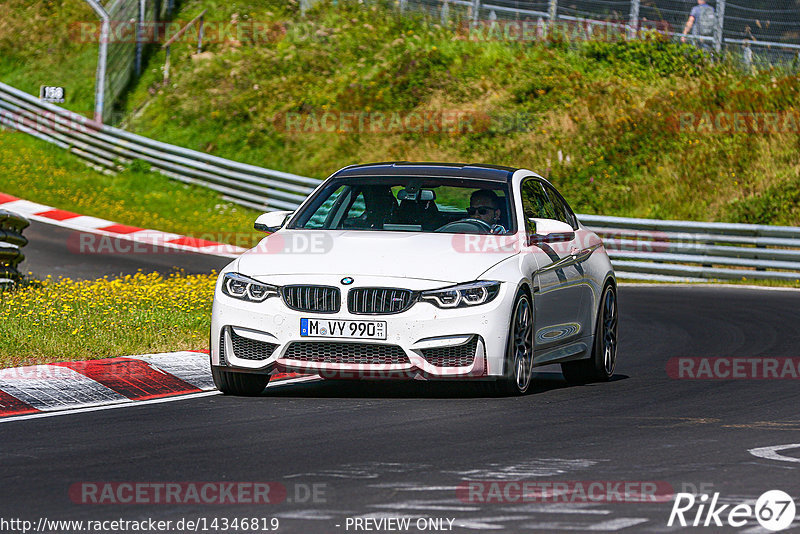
[300,318,387,340]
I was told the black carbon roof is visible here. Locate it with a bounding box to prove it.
[332,162,518,182]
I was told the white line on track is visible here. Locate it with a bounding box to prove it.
[367,484,462,491]
[369,502,481,512]
[748,443,800,463]
[520,518,648,531]
[0,376,319,424]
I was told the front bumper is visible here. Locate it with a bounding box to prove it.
[210,274,515,380]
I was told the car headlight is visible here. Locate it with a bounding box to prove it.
[420,281,501,309]
[221,273,279,303]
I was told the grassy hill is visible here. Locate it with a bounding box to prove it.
[0,132,263,247]
[0,1,262,245]
[0,1,99,116]
[115,0,800,225]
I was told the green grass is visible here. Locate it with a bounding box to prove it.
[0,271,213,367]
[0,2,263,246]
[0,132,264,247]
[0,1,100,117]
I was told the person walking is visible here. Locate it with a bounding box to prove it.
[681,0,716,46]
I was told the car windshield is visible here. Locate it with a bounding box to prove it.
[289,176,515,234]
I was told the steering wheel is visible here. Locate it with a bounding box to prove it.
[435,218,494,234]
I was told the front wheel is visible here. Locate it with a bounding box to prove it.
[212,367,270,396]
[561,283,618,385]
[494,290,534,396]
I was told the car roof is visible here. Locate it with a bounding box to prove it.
[331,162,519,183]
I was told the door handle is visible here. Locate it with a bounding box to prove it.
[535,244,600,275]
[571,245,598,263]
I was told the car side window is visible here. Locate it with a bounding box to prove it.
[543,184,577,229]
[520,180,556,234]
[345,192,367,219]
[298,185,348,229]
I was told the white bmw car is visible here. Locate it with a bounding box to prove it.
[210,162,617,396]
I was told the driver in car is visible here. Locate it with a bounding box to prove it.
[467,190,507,233]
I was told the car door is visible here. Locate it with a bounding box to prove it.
[541,182,598,339]
[520,179,585,356]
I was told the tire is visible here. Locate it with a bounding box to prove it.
[494,290,534,396]
[212,367,270,396]
[561,282,618,385]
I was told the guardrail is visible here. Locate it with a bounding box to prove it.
[579,214,800,282]
[0,210,29,287]
[0,81,319,212]
[2,81,799,284]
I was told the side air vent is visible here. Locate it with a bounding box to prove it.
[420,337,478,367]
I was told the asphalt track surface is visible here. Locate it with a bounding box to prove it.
[22,220,230,279]
[3,222,800,533]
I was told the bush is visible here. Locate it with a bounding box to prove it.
[582,38,713,77]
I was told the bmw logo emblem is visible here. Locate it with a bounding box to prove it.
[341,277,354,285]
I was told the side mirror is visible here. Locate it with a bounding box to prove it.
[528,218,575,244]
[254,210,293,233]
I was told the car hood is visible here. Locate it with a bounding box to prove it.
[235,230,521,283]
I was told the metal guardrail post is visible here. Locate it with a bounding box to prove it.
[163,45,171,83]
[136,0,147,76]
[627,0,639,40]
[83,0,110,124]
[471,0,481,23]
[714,0,726,53]
[197,13,205,54]
[136,0,146,76]
[162,10,208,83]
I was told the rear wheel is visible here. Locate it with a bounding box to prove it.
[561,283,617,385]
[494,290,534,396]
[212,367,270,396]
